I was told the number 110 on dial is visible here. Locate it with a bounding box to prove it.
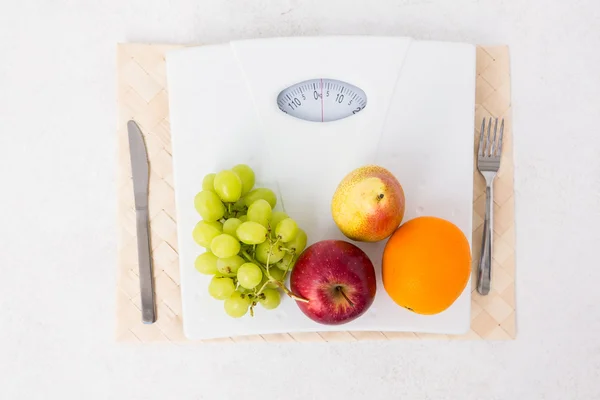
[277,78,367,122]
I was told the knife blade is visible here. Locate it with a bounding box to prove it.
[127,120,156,324]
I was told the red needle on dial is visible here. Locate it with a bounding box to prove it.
[320,78,324,122]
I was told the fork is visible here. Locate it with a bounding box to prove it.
[476,117,505,295]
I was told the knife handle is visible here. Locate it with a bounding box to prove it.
[135,207,156,324]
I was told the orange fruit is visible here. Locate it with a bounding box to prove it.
[382,216,471,315]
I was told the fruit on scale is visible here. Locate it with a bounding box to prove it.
[192,164,308,318]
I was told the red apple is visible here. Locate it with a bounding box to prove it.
[290,240,377,325]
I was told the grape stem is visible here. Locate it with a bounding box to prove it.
[266,238,280,274]
[241,243,308,303]
[241,250,255,263]
[256,279,271,295]
[254,258,308,302]
[273,280,309,303]
[280,252,296,281]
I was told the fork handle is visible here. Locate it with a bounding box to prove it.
[477,184,493,295]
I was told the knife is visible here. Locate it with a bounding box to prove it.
[127,120,156,324]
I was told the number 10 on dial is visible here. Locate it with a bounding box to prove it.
[277,78,367,123]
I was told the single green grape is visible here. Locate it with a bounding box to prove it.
[236,221,267,245]
[208,276,235,300]
[276,218,298,242]
[222,218,242,239]
[202,173,216,192]
[194,190,225,221]
[243,188,277,209]
[205,220,223,231]
[237,263,263,289]
[259,289,281,310]
[232,164,255,196]
[192,221,222,248]
[269,211,288,233]
[239,215,248,222]
[285,228,307,254]
[194,252,219,275]
[213,170,242,202]
[224,291,251,318]
[210,234,241,258]
[247,199,272,227]
[266,267,284,288]
[276,253,296,271]
[255,241,284,264]
[216,255,245,276]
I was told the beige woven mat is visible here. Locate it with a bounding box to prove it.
[116,43,515,343]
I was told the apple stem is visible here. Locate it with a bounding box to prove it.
[336,286,354,307]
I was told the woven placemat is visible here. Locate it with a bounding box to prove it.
[116,43,515,343]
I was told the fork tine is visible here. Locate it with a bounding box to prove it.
[491,118,498,155]
[478,118,485,157]
[483,117,488,156]
[497,118,505,156]
[486,117,492,156]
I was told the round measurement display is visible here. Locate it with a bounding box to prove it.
[277,79,367,122]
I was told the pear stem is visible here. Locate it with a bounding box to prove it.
[336,286,354,307]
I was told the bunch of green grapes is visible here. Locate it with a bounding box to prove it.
[192,164,308,318]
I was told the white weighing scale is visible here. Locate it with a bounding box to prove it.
[166,36,476,340]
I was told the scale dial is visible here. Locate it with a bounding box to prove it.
[277,79,367,122]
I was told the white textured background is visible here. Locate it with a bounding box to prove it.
[1,1,599,399]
